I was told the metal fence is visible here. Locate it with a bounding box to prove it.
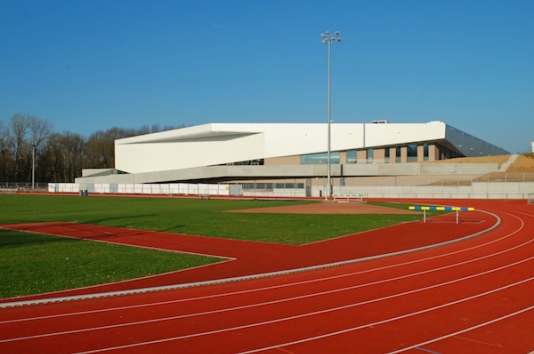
[0,182,49,192]
[332,173,534,187]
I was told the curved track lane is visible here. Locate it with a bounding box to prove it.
[1,199,533,353]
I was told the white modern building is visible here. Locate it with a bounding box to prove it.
[76,121,510,196]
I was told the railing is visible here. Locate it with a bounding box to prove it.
[334,173,534,187]
[0,182,48,192]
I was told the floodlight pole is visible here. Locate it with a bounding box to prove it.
[31,144,35,191]
[321,31,341,200]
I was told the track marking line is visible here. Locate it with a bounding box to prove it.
[69,275,534,354]
[275,347,297,354]
[5,242,534,344]
[2,206,532,352]
[388,305,534,353]
[453,335,503,348]
[6,249,534,344]
[0,209,501,308]
[1,211,523,332]
[415,347,441,354]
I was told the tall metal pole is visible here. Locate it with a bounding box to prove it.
[321,31,341,199]
[31,144,35,190]
[327,39,331,200]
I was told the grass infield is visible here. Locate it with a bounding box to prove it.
[0,194,440,298]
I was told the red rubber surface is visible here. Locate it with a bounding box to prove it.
[1,199,533,353]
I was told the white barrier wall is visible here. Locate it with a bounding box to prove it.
[49,183,231,196]
[49,183,80,193]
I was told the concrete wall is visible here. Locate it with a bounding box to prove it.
[264,155,300,165]
[319,182,534,199]
[76,163,501,185]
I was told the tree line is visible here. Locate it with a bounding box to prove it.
[0,113,183,184]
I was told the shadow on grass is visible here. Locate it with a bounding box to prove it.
[0,230,77,249]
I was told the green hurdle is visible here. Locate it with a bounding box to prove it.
[409,205,475,224]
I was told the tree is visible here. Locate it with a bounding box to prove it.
[84,127,136,169]
[0,120,10,183]
[6,113,31,181]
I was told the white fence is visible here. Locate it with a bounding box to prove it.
[48,183,232,197]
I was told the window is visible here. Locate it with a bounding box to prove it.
[407,144,417,162]
[367,148,374,163]
[301,152,340,165]
[346,150,357,164]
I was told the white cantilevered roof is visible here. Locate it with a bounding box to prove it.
[114,122,507,174]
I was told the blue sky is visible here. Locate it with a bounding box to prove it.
[1,0,532,153]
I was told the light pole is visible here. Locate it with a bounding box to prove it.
[31,144,35,191]
[321,31,341,199]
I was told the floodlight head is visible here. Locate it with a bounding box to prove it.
[325,31,330,36]
[337,38,341,42]
[320,33,325,38]
[335,31,340,35]
[322,39,327,44]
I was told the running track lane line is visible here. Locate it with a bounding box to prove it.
[0,209,502,309]
[68,275,534,354]
[5,209,524,350]
[2,210,521,329]
[388,303,534,353]
[2,204,530,352]
[4,244,534,345]
[0,210,518,325]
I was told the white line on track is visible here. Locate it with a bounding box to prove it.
[0,211,523,327]
[237,278,534,354]
[2,210,501,309]
[388,304,534,353]
[4,242,534,345]
[2,212,532,350]
[72,275,534,354]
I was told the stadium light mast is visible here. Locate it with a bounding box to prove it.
[31,143,35,190]
[321,31,341,199]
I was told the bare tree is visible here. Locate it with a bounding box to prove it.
[0,120,9,182]
[6,113,31,181]
[29,116,53,150]
[84,127,136,169]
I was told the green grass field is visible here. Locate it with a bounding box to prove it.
[0,194,435,299]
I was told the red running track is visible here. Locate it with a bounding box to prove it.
[1,199,534,353]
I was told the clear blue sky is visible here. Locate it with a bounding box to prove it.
[1,0,532,153]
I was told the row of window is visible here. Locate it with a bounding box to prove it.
[300,144,430,165]
[242,183,305,190]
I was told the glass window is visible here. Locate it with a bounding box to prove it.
[346,150,357,164]
[367,148,374,163]
[301,152,340,165]
[396,146,401,163]
[424,143,429,161]
[407,144,417,162]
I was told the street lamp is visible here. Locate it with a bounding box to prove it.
[321,31,341,199]
[31,144,35,191]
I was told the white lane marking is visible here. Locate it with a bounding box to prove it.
[388,305,534,353]
[0,210,521,327]
[73,275,534,353]
[238,278,534,354]
[0,209,502,309]
[5,236,534,346]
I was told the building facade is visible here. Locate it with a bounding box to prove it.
[76,121,509,189]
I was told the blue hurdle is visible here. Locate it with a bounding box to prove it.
[409,205,475,224]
